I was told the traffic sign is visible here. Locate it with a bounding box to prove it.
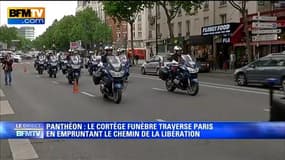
[252,29,281,34]
[252,34,278,41]
[252,22,277,29]
[252,16,277,21]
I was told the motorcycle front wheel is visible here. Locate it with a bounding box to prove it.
[187,80,199,96]
[114,89,122,104]
[165,79,176,92]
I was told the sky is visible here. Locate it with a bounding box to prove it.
[0,1,77,38]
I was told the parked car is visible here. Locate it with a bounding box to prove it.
[234,52,285,90]
[12,54,22,63]
[141,55,174,75]
[196,57,210,73]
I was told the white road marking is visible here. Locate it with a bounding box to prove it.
[155,119,166,122]
[36,75,40,78]
[8,139,39,160]
[264,109,270,112]
[81,91,96,97]
[0,89,5,97]
[52,81,59,84]
[0,100,15,115]
[152,88,166,92]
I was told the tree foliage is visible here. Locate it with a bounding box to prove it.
[33,7,112,51]
[156,1,204,47]
[0,25,32,50]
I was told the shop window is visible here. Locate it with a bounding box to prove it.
[138,23,142,31]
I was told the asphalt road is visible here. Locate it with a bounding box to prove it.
[0,61,284,160]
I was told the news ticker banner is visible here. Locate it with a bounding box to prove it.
[0,122,284,139]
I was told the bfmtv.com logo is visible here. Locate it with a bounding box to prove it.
[7,7,45,25]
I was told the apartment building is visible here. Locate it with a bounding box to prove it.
[18,27,35,40]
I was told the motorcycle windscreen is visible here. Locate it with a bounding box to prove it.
[107,56,122,71]
[181,55,196,67]
[71,56,80,64]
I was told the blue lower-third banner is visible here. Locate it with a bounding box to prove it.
[0,122,284,139]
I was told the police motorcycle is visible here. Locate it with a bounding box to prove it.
[93,55,127,104]
[59,54,68,74]
[117,48,130,81]
[159,54,199,96]
[66,54,82,84]
[36,54,47,75]
[47,55,58,78]
[87,55,101,76]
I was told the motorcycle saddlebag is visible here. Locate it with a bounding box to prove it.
[93,71,102,85]
[159,67,169,81]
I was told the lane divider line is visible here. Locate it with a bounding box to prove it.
[52,81,59,85]
[0,89,5,97]
[81,91,96,97]
[155,119,166,122]
[8,139,39,160]
[0,100,15,115]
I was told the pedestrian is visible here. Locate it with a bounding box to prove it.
[230,52,236,70]
[135,55,139,65]
[150,48,154,58]
[2,53,14,85]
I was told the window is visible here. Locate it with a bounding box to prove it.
[149,30,152,39]
[203,16,209,26]
[138,24,142,31]
[138,32,142,38]
[171,23,174,32]
[157,6,160,19]
[178,22,182,35]
[186,20,190,33]
[138,15,142,22]
[204,1,209,10]
[265,59,285,67]
[220,14,227,23]
[251,59,270,67]
[157,23,160,35]
[220,1,227,6]
[132,24,135,31]
[133,32,135,38]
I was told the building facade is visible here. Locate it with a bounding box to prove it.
[139,1,285,69]
[18,27,35,40]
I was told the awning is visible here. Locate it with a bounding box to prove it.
[185,35,213,45]
[233,40,285,47]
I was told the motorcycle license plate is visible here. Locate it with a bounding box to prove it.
[75,72,79,76]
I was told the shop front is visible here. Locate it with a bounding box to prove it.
[200,23,240,69]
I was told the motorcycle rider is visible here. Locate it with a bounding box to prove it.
[172,46,183,64]
[101,46,114,64]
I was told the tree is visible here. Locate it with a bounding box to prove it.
[103,1,146,64]
[33,7,112,51]
[229,1,252,63]
[156,1,204,48]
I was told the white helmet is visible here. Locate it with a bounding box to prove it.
[104,46,113,51]
[174,46,182,51]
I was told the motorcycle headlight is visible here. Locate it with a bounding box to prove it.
[187,67,198,73]
[71,64,81,69]
[51,62,57,66]
[110,70,124,77]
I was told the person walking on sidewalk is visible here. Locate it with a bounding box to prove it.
[230,52,236,70]
[2,53,14,85]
